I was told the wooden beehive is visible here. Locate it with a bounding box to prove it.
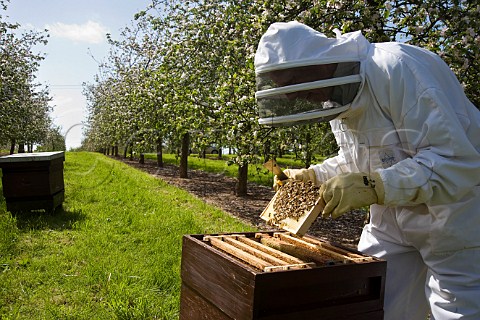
[0,151,65,212]
[180,231,386,320]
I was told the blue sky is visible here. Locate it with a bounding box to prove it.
[6,0,153,149]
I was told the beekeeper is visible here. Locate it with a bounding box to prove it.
[255,21,480,319]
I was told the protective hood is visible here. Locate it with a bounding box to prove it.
[255,21,369,126]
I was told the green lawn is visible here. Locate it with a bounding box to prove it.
[0,152,256,319]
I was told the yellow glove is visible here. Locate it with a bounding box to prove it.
[320,172,385,219]
[273,168,321,191]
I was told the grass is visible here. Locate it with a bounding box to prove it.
[144,153,315,187]
[0,152,256,319]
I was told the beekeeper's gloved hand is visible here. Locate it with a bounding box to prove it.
[273,168,321,191]
[320,172,385,219]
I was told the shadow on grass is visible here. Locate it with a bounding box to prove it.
[12,206,86,231]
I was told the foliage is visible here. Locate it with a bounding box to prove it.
[0,152,254,319]
[36,125,66,152]
[0,3,55,150]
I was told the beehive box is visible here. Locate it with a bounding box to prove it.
[180,231,386,320]
[0,151,65,212]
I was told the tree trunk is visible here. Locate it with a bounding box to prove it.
[277,147,284,159]
[180,132,189,178]
[18,143,25,153]
[129,143,133,160]
[139,153,145,164]
[294,145,299,160]
[114,144,119,157]
[236,163,248,196]
[263,140,271,163]
[217,147,222,160]
[123,144,128,158]
[10,139,15,154]
[156,137,163,168]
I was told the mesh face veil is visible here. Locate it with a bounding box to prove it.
[254,22,364,126]
[256,62,361,126]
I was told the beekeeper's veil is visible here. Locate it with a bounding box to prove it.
[255,21,367,126]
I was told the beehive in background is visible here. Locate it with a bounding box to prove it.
[0,151,65,212]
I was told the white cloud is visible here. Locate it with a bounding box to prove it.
[46,20,109,44]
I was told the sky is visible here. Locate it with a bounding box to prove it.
[5,0,153,150]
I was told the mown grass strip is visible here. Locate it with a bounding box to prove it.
[0,152,255,319]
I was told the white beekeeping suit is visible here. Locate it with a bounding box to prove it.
[255,21,480,319]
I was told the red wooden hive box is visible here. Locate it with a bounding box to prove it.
[180,231,386,320]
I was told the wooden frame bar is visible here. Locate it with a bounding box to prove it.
[203,235,315,272]
[274,232,374,263]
